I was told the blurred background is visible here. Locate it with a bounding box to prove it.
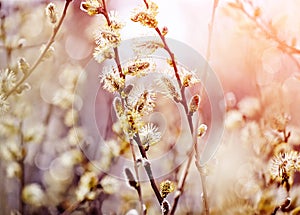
[1,0,300,214]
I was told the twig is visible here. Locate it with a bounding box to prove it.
[0,14,12,68]
[0,43,45,50]
[61,199,86,215]
[233,0,300,73]
[133,134,164,204]
[200,0,218,96]
[4,0,73,99]
[100,0,163,206]
[170,149,194,215]
[194,1,219,214]
[149,1,219,212]
[101,0,124,79]
[129,140,146,215]
[18,121,25,215]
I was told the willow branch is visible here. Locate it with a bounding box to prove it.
[233,0,300,73]
[18,122,25,215]
[129,140,145,215]
[101,0,124,79]
[4,0,73,99]
[145,0,219,213]
[133,134,164,205]
[101,0,162,206]
[152,12,212,215]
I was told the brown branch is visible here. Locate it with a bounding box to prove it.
[133,134,164,205]
[4,0,73,99]
[143,0,149,9]
[234,0,300,72]
[101,0,162,206]
[129,140,146,215]
[170,149,194,215]
[101,0,125,79]
[151,6,215,215]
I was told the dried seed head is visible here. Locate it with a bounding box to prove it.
[45,3,57,24]
[189,94,201,114]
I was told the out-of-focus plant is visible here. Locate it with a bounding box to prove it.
[207,1,300,214]
[3,0,300,214]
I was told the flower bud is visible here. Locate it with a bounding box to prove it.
[18,58,30,74]
[162,26,168,36]
[45,3,57,24]
[197,123,207,138]
[113,97,123,118]
[160,180,175,198]
[124,168,138,189]
[189,94,201,114]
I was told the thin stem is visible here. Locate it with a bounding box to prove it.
[61,200,86,215]
[170,150,194,215]
[133,134,163,205]
[129,141,146,215]
[194,1,219,214]
[195,162,209,215]
[100,0,162,206]
[200,0,218,97]
[153,25,199,213]
[234,0,300,73]
[0,43,45,50]
[0,14,12,68]
[18,121,25,215]
[282,128,291,143]
[143,0,149,9]
[155,27,182,91]
[152,11,211,215]
[4,0,73,99]
[101,0,124,79]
